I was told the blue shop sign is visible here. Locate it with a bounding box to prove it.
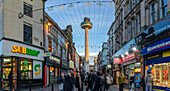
[142,38,170,55]
[135,19,170,45]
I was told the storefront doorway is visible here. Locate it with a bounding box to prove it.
[0,57,17,91]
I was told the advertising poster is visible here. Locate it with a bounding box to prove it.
[33,60,42,79]
[134,74,141,87]
[163,70,168,80]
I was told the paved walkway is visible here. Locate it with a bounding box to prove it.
[18,84,143,91]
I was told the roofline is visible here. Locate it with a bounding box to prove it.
[45,12,68,39]
[107,21,115,35]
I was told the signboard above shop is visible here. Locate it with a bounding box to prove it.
[49,56,60,64]
[1,40,44,61]
[135,19,170,45]
[122,52,135,62]
[142,38,170,55]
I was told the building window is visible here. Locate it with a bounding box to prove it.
[127,25,131,41]
[132,20,135,37]
[48,40,52,52]
[150,3,156,24]
[137,13,141,33]
[160,0,167,18]
[24,4,32,17]
[24,24,32,44]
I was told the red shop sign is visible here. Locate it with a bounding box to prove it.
[114,58,122,63]
[122,52,135,62]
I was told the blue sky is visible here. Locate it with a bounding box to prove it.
[45,0,115,65]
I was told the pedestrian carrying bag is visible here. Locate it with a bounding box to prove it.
[59,83,63,90]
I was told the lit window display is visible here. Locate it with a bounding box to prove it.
[146,63,170,88]
[21,58,32,79]
[50,67,54,83]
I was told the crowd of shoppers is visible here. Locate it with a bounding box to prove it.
[57,70,114,91]
[57,70,153,91]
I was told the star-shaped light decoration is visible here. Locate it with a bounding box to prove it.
[85,2,92,6]
[58,6,64,9]
[108,2,114,6]
[67,3,74,8]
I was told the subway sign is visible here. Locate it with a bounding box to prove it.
[11,45,40,57]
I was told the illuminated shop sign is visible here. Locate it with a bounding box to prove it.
[114,58,121,64]
[49,56,60,64]
[69,61,74,69]
[11,45,40,57]
[122,52,135,62]
[142,38,170,55]
[3,58,11,62]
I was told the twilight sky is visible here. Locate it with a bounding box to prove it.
[45,0,115,65]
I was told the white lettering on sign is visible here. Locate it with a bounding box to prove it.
[147,40,170,52]
[146,24,170,39]
[49,56,60,64]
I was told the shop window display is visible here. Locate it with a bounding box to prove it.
[1,58,17,90]
[21,58,32,79]
[146,63,170,88]
[50,67,54,83]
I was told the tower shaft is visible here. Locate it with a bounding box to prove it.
[85,28,89,72]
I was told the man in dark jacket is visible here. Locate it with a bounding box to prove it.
[87,70,95,91]
[64,72,74,91]
[57,73,65,91]
[94,72,101,91]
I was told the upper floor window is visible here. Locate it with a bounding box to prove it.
[137,13,141,33]
[160,0,167,18]
[150,3,156,24]
[24,4,32,18]
[24,24,32,44]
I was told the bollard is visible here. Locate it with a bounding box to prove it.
[51,83,54,91]
[29,81,31,91]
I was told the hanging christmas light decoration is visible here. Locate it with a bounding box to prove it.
[85,2,92,6]
[58,6,64,9]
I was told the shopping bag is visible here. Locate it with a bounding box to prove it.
[59,83,63,90]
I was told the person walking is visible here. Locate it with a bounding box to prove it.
[81,73,85,91]
[76,72,82,91]
[70,70,76,91]
[145,71,153,91]
[140,75,145,91]
[130,75,134,91]
[64,72,74,91]
[118,73,125,91]
[87,70,95,91]
[57,73,65,91]
[106,73,112,91]
[94,72,101,91]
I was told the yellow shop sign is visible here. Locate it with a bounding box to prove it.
[11,45,40,57]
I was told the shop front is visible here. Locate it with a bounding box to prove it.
[113,58,122,85]
[0,40,44,90]
[142,38,170,91]
[44,55,60,87]
[60,59,69,75]
[122,52,137,85]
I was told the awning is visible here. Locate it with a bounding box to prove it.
[112,68,120,72]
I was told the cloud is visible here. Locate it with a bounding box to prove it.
[79,52,98,56]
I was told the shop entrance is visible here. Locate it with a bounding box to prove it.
[0,57,17,91]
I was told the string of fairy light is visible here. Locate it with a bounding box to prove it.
[45,1,115,53]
